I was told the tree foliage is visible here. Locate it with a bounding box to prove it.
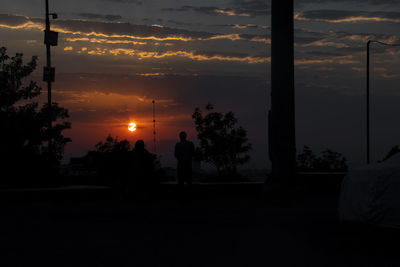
[95,135,131,154]
[0,47,71,185]
[192,104,251,178]
[297,145,348,172]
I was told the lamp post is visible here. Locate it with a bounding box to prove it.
[44,0,58,153]
[366,40,400,164]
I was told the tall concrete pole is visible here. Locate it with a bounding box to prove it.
[269,0,296,186]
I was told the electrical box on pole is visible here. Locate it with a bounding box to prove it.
[44,30,58,46]
[43,66,55,82]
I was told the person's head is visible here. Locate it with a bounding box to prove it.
[135,140,145,150]
[179,131,187,141]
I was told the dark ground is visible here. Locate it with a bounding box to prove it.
[1,183,399,267]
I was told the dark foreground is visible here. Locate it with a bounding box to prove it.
[1,184,399,267]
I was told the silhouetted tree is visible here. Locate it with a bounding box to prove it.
[315,149,348,171]
[192,103,251,178]
[0,47,70,186]
[297,146,348,172]
[95,135,131,154]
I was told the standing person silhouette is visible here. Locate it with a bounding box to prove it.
[174,131,195,198]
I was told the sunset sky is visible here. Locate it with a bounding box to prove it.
[1,0,400,168]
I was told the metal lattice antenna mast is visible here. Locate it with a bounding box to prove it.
[152,100,157,153]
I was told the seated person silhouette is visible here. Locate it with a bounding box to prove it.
[174,131,195,196]
[126,140,153,198]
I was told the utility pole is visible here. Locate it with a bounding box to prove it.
[269,0,296,186]
[44,0,58,154]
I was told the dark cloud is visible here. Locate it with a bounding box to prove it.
[362,0,399,4]
[294,36,322,45]
[77,13,122,21]
[296,0,399,7]
[239,33,269,41]
[305,50,347,57]
[99,0,142,4]
[230,0,271,16]
[213,24,270,30]
[296,10,400,22]
[0,14,216,40]
[0,14,28,26]
[334,46,365,53]
[295,28,327,38]
[162,1,269,17]
[332,31,398,41]
[293,28,400,48]
[52,19,213,39]
[0,14,270,45]
[293,29,400,52]
[161,6,230,16]
[193,50,251,58]
[167,20,193,27]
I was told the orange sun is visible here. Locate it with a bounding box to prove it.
[128,122,137,132]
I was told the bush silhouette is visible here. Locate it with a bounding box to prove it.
[297,146,348,172]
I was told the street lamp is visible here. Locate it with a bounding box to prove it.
[366,40,400,164]
[43,0,58,153]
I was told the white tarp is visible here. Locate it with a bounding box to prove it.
[339,153,400,228]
